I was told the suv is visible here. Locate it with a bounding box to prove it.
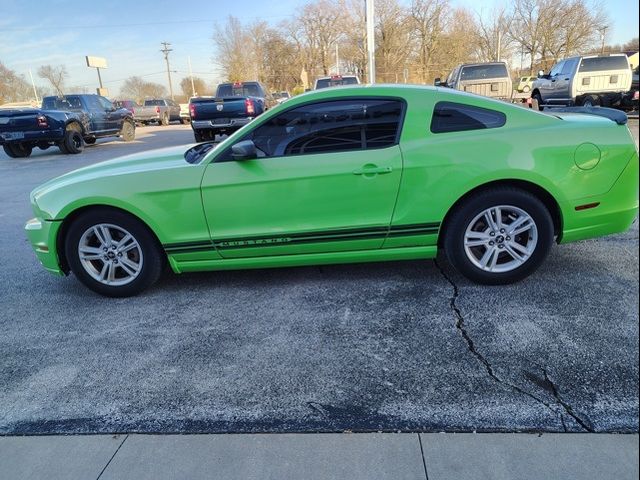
[531,54,632,108]
[314,75,360,89]
[142,99,182,125]
[436,62,512,100]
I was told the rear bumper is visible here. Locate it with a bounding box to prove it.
[191,118,252,131]
[0,128,64,145]
[560,153,639,243]
[24,218,65,276]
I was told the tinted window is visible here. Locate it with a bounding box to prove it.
[561,58,579,75]
[580,56,629,72]
[549,61,565,77]
[314,77,359,89]
[98,96,113,110]
[144,99,166,106]
[42,95,83,110]
[459,64,509,81]
[430,102,506,134]
[221,99,403,160]
[217,83,261,97]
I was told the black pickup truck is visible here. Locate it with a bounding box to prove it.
[189,81,275,142]
[0,94,135,158]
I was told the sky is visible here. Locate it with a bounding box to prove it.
[0,0,638,97]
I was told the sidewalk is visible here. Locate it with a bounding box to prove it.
[1,433,638,480]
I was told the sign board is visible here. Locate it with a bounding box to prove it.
[86,56,108,69]
[96,87,109,96]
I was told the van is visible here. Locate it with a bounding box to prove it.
[436,62,512,100]
[531,54,632,107]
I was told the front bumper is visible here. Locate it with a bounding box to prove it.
[560,153,639,243]
[191,118,252,130]
[25,218,65,276]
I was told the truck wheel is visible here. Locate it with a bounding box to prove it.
[160,113,169,126]
[582,95,600,107]
[531,92,543,111]
[84,137,97,145]
[63,130,84,154]
[194,130,204,142]
[121,120,136,142]
[3,143,33,158]
[37,142,50,150]
[180,117,190,125]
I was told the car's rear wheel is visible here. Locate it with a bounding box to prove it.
[582,95,600,107]
[65,209,165,297]
[84,137,96,145]
[531,92,543,111]
[443,188,554,284]
[160,113,169,126]
[63,130,84,154]
[522,85,530,93]
[3,143,33,158]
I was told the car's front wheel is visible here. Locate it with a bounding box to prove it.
[65,209,164,297]
[443,188,554,284]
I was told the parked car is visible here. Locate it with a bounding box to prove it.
[313,75,360,89]
[272,91,291,103]
[189,81,275,142]
[142,98,181,125]
[531,54,632,108]
[25,85,638,296]
[113,99,159,125]
[179,103,191,124]
[436,62,512,100]
[516,76,536,93]
[1,94,134,158]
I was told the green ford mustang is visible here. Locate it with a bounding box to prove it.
[25,85,639,296]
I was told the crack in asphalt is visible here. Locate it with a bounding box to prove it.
[433,259,594,433]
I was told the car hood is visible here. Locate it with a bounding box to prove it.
[31,144,194,202]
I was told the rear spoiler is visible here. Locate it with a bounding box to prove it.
[546,106,628,125]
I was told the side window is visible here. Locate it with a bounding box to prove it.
[561,59,578,75]
[98,96,113,110]
[430,102,506,134]
[549,61,565,77]
[85,95,103,111]
[221,99,404,160]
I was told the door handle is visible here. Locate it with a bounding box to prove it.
[352,165,393,175]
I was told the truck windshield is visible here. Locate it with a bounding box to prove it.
[42,96,82,110]
[580,56,629,72]
[217,84,261,97]
[460,64,509,81]
[315,76,359,89]
[144,100,166,106]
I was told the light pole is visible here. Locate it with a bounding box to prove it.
[599,26,608,55]
[160,42,174,99]
[365,0,376,83]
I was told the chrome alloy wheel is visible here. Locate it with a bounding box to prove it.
[77,223,144,286]
[463,205,538,273]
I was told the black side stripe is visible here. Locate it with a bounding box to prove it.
[163,223,440,253]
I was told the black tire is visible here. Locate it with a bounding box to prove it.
[180,117,190,125]
[531,92,544,111]
[160,113,169,126]
[37,142,50,150]
[193,130,204,142]
[63,130,84,154]
[64,208,165,297]
[121,120,135,142]
[443,187,554,285]
[84,137,97,145]
[581,95,600,107]
[3,143,32,158]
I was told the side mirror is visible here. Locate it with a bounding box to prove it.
[538,70,545,78]
[434,77,442,86]
[231,140,257,160]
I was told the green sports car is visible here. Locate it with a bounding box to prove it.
[25,85,639,296]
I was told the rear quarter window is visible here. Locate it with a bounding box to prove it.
[430,102,506,134]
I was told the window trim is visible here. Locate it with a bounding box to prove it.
[429,101,507,134]
[212,96,408,163]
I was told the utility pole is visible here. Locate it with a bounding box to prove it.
[28,69,39,103]
[599,26,608,54]
[160,41,174,99]
[496,31,502,62]
[365,0,376,84]
[188,56,196,97]
[335,43,340,75]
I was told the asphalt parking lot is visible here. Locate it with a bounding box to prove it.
[0,121,638,435]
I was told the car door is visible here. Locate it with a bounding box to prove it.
[200,98,405,259]
[544,61,565,102]
[83,95,108,133]
[556,58,578,102]
[98,96,122,132]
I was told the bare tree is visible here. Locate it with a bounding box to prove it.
[119,76,167,102]
[213,16,255,82]
[180,76,208,97]
[0,62,35,104]
[375,0,412,82]
[475,7,514,62]
[409,0,450,83]
[37,64,67,96]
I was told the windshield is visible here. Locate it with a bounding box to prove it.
[217,83,261,97]
[184,142,217,164]
[460,64,509,81]
[143,99,166,106]
[580,56,629,72]
[315,76,359,89]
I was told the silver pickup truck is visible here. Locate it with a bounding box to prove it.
[113,100,159,125]
[142,98,183,125]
